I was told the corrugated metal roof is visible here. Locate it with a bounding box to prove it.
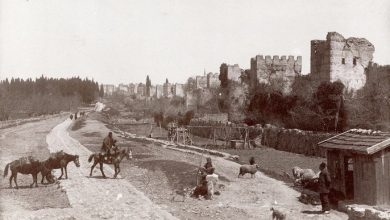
[318,129,390,155]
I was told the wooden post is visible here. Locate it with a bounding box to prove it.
[245,128,250,149]
[225,127,229,148]
[183,129,185,145]
[213,127,216,146]
[159,124,162,139]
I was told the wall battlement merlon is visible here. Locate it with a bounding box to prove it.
[252,55,302,64]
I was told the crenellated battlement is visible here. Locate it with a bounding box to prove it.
[250,54,302,94]
[252,55,302,65]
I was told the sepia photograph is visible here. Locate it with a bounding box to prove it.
[0,0,389,219]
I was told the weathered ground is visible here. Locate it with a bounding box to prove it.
[71,113,348,220]
[0,111,349,220]
[1,115,176,220]
[0,116,71,218]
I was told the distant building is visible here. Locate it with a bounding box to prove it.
[128,83,136,95]
[207,72,220,88]
[149,85,156,97]
[118,84,129,95]
[103,84,115,96]
[173,83,185,97]
[196,75,208,89]
[219,64,242,84]
[155,85,163,98]
[137,83,146,96]
[163,82,173,98]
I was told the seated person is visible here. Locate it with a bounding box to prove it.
[199,157,214,175]
[101,132,117,160]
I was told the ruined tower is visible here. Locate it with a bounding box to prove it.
[310,32,375,92]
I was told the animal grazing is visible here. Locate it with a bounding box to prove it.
[238,164,259,178]
[88,148,132,178]
[292,166,319,187]
[271,207,287,220]
[41,151,80,182]
[3,156,52,189]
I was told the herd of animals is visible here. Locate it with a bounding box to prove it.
[3,148,134,189]
[3,151,80,189]
[2,148,318,220]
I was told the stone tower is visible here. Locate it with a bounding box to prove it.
[250,55,302,94]
[310,32,375,92]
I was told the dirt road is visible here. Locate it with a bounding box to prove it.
[1,117,176,220]
[0,116,71,219]
[71,113,348,220]
[1,114,348,219]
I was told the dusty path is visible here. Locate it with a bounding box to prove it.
[1,118,177,220]
[45,118,176,219]
[0,116,70,220]
[139,138,348,220]
[71,114,348,220]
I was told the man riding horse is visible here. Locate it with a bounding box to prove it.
[101,132,118,161]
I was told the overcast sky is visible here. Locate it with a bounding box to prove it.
[1,0,389,85]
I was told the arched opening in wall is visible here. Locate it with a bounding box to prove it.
[342,58,346,64]
[353,57,357,65]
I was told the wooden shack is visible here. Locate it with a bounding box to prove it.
[318,129,390,206]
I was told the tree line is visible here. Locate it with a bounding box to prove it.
[0,76,104,120]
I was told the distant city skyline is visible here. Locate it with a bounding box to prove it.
[1,0,389,85]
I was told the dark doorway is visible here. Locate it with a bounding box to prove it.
[344,157,354,199]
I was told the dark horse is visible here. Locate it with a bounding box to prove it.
[41,151,80,182]
[88,148,132,178]
[3,156,53,189]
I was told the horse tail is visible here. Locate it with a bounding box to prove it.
[88,154,94,163]
[3,163,10,177]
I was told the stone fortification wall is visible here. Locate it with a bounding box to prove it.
[250,55,302,94]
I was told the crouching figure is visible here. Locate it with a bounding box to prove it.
[205,167,219,199]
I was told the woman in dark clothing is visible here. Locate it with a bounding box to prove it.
[318,162,331,214]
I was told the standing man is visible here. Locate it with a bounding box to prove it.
[318,162,331,214]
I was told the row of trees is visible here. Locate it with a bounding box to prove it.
[0,76,103,120]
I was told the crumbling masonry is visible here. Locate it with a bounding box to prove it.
[310,32,375,92]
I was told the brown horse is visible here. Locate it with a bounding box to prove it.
[88,148,132,178]
[3,156,52,189]
[41,151,80,182]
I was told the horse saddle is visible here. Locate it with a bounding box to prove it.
[50,150,65,158]
[18,156,38,165]
[103,155,114,163]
